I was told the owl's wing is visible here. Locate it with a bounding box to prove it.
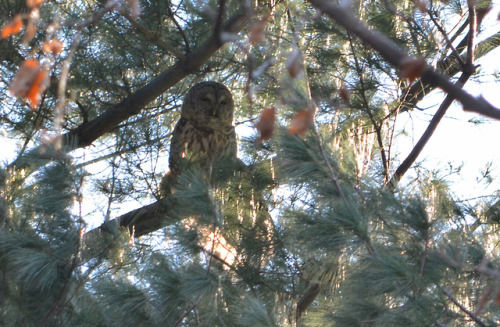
[168,117,187,178]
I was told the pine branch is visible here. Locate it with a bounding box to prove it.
[122,12,187,61]
[387,3,478,186]
[398,7,497,112]
[9,6,251,173]
[308,0,500,120]
[91,199,175,238]
[441,288,487,327]
[296,281,321,322]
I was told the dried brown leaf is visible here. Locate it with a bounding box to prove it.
[414,0,428,13]
[129,0,142,19]
[339,85,350,102]
[255,107,276,142]
[9,59,50,110]
[1,15,23,39]
[286,48,304,79]
[43,38,63,56]
[249,16,269,44]
[400,57,427,84]
[289,108,315,138]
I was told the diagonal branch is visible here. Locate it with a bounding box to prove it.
[387,4,478,186]
[387,72,471,187]
[308,0,500,118]
[10,7,251,172]
[398,27,500,113]
[441,288,487,327]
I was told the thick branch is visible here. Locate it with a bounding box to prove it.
[10,7,250,171]
[388,73,471,186]
[86,198,174,239]
[308,0,500,119]
[388,3,478,186]
[399,28,500,112]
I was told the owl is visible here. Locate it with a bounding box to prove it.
[164,81,237,193]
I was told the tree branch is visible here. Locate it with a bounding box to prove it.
[88,198,175,238]
[399,26,499,112]
[308,0,500,119]
[387,2,478,186]
[10,7,251,172]
[441,288,487,327]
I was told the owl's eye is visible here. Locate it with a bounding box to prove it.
[220,100,227,106]
[201,97,211,103]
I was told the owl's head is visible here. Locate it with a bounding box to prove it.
[181,82,234,127]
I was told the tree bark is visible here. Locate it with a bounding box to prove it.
[10,7,251,172]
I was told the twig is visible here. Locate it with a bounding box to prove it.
[427,1,465,69]
[441,288,487,327]
[214,0,226,45]
[316,131,347,204]
[465,2,476,66]
[387,72,471,186]
[308,0,500,120]
[167,0,190,53]
[122,12,186,61]
[346,32,390,182]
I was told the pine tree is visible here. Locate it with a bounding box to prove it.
[1,0,500,326]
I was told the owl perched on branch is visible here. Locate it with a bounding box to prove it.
[163,81,237,194]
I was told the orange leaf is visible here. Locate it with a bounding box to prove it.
[249,16,269,44]
[26,70,48,109]
[1,15,23,39]
[9,59,49,110]
[338,85,350,102]
[400,57,427,84]
[289,108,315,138]
[286,48,304,79]
[414,0,428,13]
[43,39,63,56]
[26,0,45,9]
[255,107,276,142]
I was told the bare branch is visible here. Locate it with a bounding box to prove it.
[122,12,187,61]
[427,4,465,69]
[308,0,500,120]
[388,1,480,186]
[10,7,251,172]
[441,288,487,327]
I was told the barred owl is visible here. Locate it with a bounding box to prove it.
[165,82,237,192]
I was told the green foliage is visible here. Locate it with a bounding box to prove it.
[1,0,500,326]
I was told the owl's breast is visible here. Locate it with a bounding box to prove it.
[178,120,236,159]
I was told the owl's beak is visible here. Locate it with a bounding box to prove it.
[212,108,217,116]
